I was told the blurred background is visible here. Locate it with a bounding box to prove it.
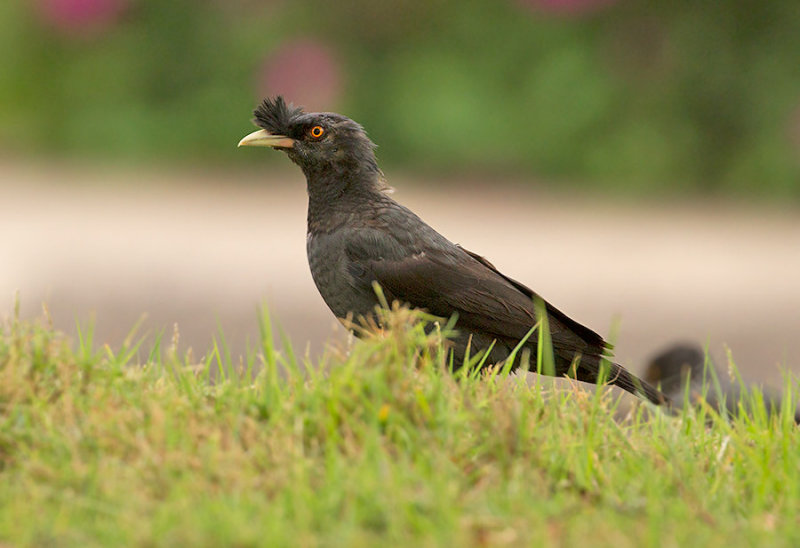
[1,0,798,382]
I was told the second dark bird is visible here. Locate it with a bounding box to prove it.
[239,97,667,406]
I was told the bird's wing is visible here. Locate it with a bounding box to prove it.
[343,227,672,405]
[457,247,609,354]
[344,228,607,358]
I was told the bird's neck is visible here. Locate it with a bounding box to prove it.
[305,164,385,234]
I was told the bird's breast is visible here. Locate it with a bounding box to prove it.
[306,231,376,321]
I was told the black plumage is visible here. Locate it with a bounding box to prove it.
[645,343,800,421]
[239,96,667,406]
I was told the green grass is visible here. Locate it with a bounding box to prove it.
[1,305,798,547]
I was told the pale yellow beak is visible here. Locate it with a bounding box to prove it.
[237,129,294,149]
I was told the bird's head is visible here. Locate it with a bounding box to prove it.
[238,96,379,182]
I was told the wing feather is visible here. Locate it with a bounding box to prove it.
[345,229,606,359]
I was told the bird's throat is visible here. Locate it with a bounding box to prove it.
[305,170,384,234]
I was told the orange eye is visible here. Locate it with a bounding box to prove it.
[309,126,325,139]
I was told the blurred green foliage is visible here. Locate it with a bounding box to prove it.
[1,0,798,197]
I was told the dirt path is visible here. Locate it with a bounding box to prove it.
[2,161,798,384]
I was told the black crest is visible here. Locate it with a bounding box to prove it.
[253,96,304,134]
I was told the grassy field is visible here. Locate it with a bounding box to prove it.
[1,305,798,547]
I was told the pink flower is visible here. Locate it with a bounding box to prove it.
[37,0,126,36]
[258,39,343,111]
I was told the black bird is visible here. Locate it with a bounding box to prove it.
[645,342,799,421]
[239,97,667,406]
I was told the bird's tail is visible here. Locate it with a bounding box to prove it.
[560,350,671,407]
[607,361,672,406]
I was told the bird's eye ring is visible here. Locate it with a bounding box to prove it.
[309,126,325,139]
